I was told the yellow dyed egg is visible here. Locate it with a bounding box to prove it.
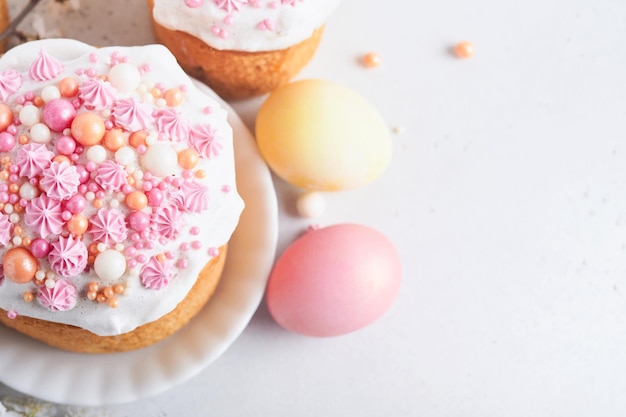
[255,79,391,191]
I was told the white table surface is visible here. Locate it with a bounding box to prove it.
[2,0,626,415]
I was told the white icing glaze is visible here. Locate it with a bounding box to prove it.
[0,39,244,336]
[152,0,341,52]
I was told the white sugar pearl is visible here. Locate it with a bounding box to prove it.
[137,84,147,94]
[140,143,178,177]
[96,242,106,253]
[12,236,22,245]
[87,145,107,163]
[19,182,39,200]
[45,278,56,288]
[35,270,46,280]
[296,191,327,218]
[115,243,124,251]
[94,250,127,281]
[29,123,52,144]
[108,63,141,94]
[85,191,95,201]
[101,109,112,118]
[40,85,61,102]
[142,93,154,103]
[9,213,19,224]
[132,170,144,180]
[115,146,135,166]
[3,204,13,214]
[109,199,120,208]
[19,105,41,127]
[155,98,167,108]
[45,270,55,279]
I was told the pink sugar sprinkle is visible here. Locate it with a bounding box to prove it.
[179,84,188,92]
[75,68,84,76]
[16,96,25,105]
[7,126,16,135]
[191,240,202,250]
[178,259,188,269]
[19,198,28,207]
[136,144,147,154]
[224,15,234,24]
[143,182,153,192]
[220,29,229,39]
[180,242,190,251]
[9,165,18,174]
[78,184,87,194]
[122,184,133,194]
[211,25,221,35]
[85,161,97,172]
[208,247,219,257]
[203,106,213,114]
[136,254,147,263]
[9,174,18,183]
[172,178,182,188]
[104,120,114,130]
[183,170,193,179]
[128,259,137,268]
[88,182,99,192]
[24,91,34,100]
[165,251,174,259]
[9,194,18,205]
[62,210,72,221]
[86,68,97,78]
[159,237,167,245]
[6,310,17,320]
[190,226,200,235]
[111,51,121,60]
[145,241,154,250]
[125,247,136,257]
[0,192,8,203]
[89,52,98,63]
[121,56,130,63]
[70,154,79,162]
[0,184,6,192]
[221,184,232,193]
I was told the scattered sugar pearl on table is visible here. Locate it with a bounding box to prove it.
[296,191,326,218]
[454,41,475,58]
[362,52,381,68]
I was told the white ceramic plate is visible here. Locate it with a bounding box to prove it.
[0,84,278,407]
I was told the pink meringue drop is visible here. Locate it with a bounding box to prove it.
[37,278,77,311]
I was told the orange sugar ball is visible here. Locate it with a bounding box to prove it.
[126,191,148,210]
[8,183,18,194]
[13,204,22,213]
[195,169,206,179]
[22,237,31,247]
[108,297,119,308]
[53,155,72,165]
[362,52,381,68]
[113,284,126,294]
[18,135,28,145]
[23,292,35,302]
[156,253,166,262]
[33,97,44,107]
[13,225,22,236]
[1,155,10,165]
[88,281,99,292]
[178,148,200,170]
[87,291,98,300]
[59,77,79,97]
[92,198,104,209]
[129,131,148,148]
[96,293,107,303]
[71,112,106,146]
[0,103,14,132]
[67,214,89,235]
[164,88,184,107]
[103,128,126,151]
[3,247,38,284]
[0,171,8,181]
[103,286,115,298]
[454,41,475,58]
[151,88,162,98]
[88,242,100,255]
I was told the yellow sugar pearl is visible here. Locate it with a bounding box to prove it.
[256,79,392,191]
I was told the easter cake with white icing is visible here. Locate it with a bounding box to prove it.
[0,38,244,353]
[147,0,341,99]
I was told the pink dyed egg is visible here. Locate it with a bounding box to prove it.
[267,224,402,337]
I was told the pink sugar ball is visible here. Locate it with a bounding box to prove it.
[0,132,15,152]
[267,224,402,337]
[64,194,87,214]
[43,99,77,132]
[30,238,51,258]
[128,211,150,232]
[56,135,77,155]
